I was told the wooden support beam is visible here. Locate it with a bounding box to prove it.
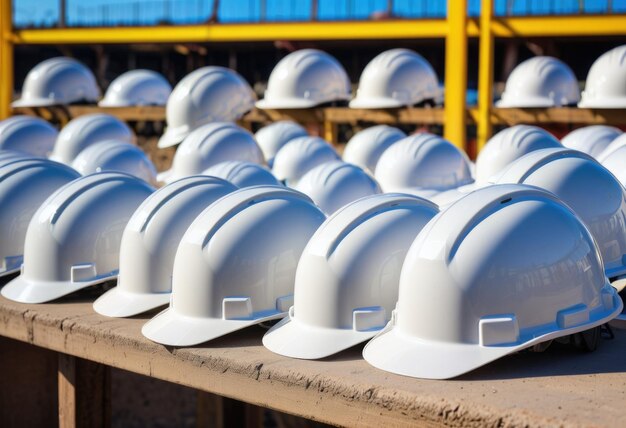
[58,354,111,428]
[196,391,263,428]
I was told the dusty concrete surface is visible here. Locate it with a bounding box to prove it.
[0,288,625,427]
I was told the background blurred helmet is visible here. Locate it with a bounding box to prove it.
[158,67,256,148]
[561,125,622,159]
[342,125,406,174]
[350,49,440,109]
[203,160,280,188]
[99,69,172,107]
[271,136,339,187]
[12,57,100,107]
[496,56,580,107]
[254,121,308,168]
[0,115,58,157]
[256,49,351,109]
[579,45,626,108]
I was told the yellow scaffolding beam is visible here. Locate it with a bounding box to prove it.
[491,15,626,37]
[444,0,468,150]
[0,0,13,120]
[477,0,494,151]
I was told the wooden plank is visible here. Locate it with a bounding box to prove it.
[0,294,625,427]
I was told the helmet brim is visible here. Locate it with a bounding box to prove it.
[262,315,376,359]
[1,274,113,304]
[156,169,175,184]
[364,284,622,380]
[256,96,349,110]
[157,126,191,149]
[578,98,626,109]
[349,97,408,109]
[93,286,170,318]
[11,98,64,108]
[141,306,286,346]
[495,96,565,108]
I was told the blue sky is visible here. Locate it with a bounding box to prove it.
[13,0,625,27]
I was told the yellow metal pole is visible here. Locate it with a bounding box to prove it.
[0,0,13,119]
[477,0,494,152]
[444,0,467,150]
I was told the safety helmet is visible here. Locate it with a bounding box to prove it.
[363,184,622,379]
[0,115,58,157]
[1,173,154,304]
[158,67,256,149]
[600,144,626,188]
[497,148,626,278]
[141,186,326,346]
[271,136,339,186]
[0,150,30,165]
[374,133,473,197]
[254,121,308,168]
[0,159,80,278]
[350,49,440,109]
[12,57,100,107]
[496,56,580,108]
[93,176,237,317]
[203,161,280,188]
[256,49,351,109]
[342,125,406,174]
[263,193,439,359]
[597,133,626,162]
[475,125,561,184]
[99,69,172,107]
[50,114,136,165]
[295,161,381,215]
[560,125,622,158]
[71,140,157,184]
[579,45,626,108]
[158,122,264,184]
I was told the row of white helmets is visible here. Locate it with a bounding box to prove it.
[13,44,626,149]
[1,110,626,379]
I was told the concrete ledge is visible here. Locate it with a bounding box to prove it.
[0,289,625,427]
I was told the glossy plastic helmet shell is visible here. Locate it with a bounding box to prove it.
[364,184,621,379]
[263,193,439,359]
[1,173,154,304]
[142,186,326,346]
[93,176,237,317]
[158,122,264,184]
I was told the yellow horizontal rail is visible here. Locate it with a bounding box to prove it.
[10,15,626,45]
[491,15,626,37]
[12,19,455,44]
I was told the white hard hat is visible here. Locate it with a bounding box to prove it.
[597,133,626,162]
[142,186,326,346]
[254,121,308,167]
[560,125,622,158]
[256,49,351,109]
[475,125,561,184]
[158,67,256,149]
[363,184,622,380]
[271,136,339,186]
[599,144,626,188]
[93,176,237,318]
[0,150,30,165]
[429,181,481,209]
[263,193,439,359]
[496,56,580,107]
[203,161,280,188]
[158,122,264,184]
[579,45,626,108]
[71,140,157,184]
[350,49,440,109]
[295,161,381,215]
[342,125,406,174]
[497,147,626,278]
[0,116,58,157]
[12,57,100,107]
[374,133,473,196]
[1,172,154,304]
[99,69,172,107]
[0,158,80,278]
[50,114,136,165]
